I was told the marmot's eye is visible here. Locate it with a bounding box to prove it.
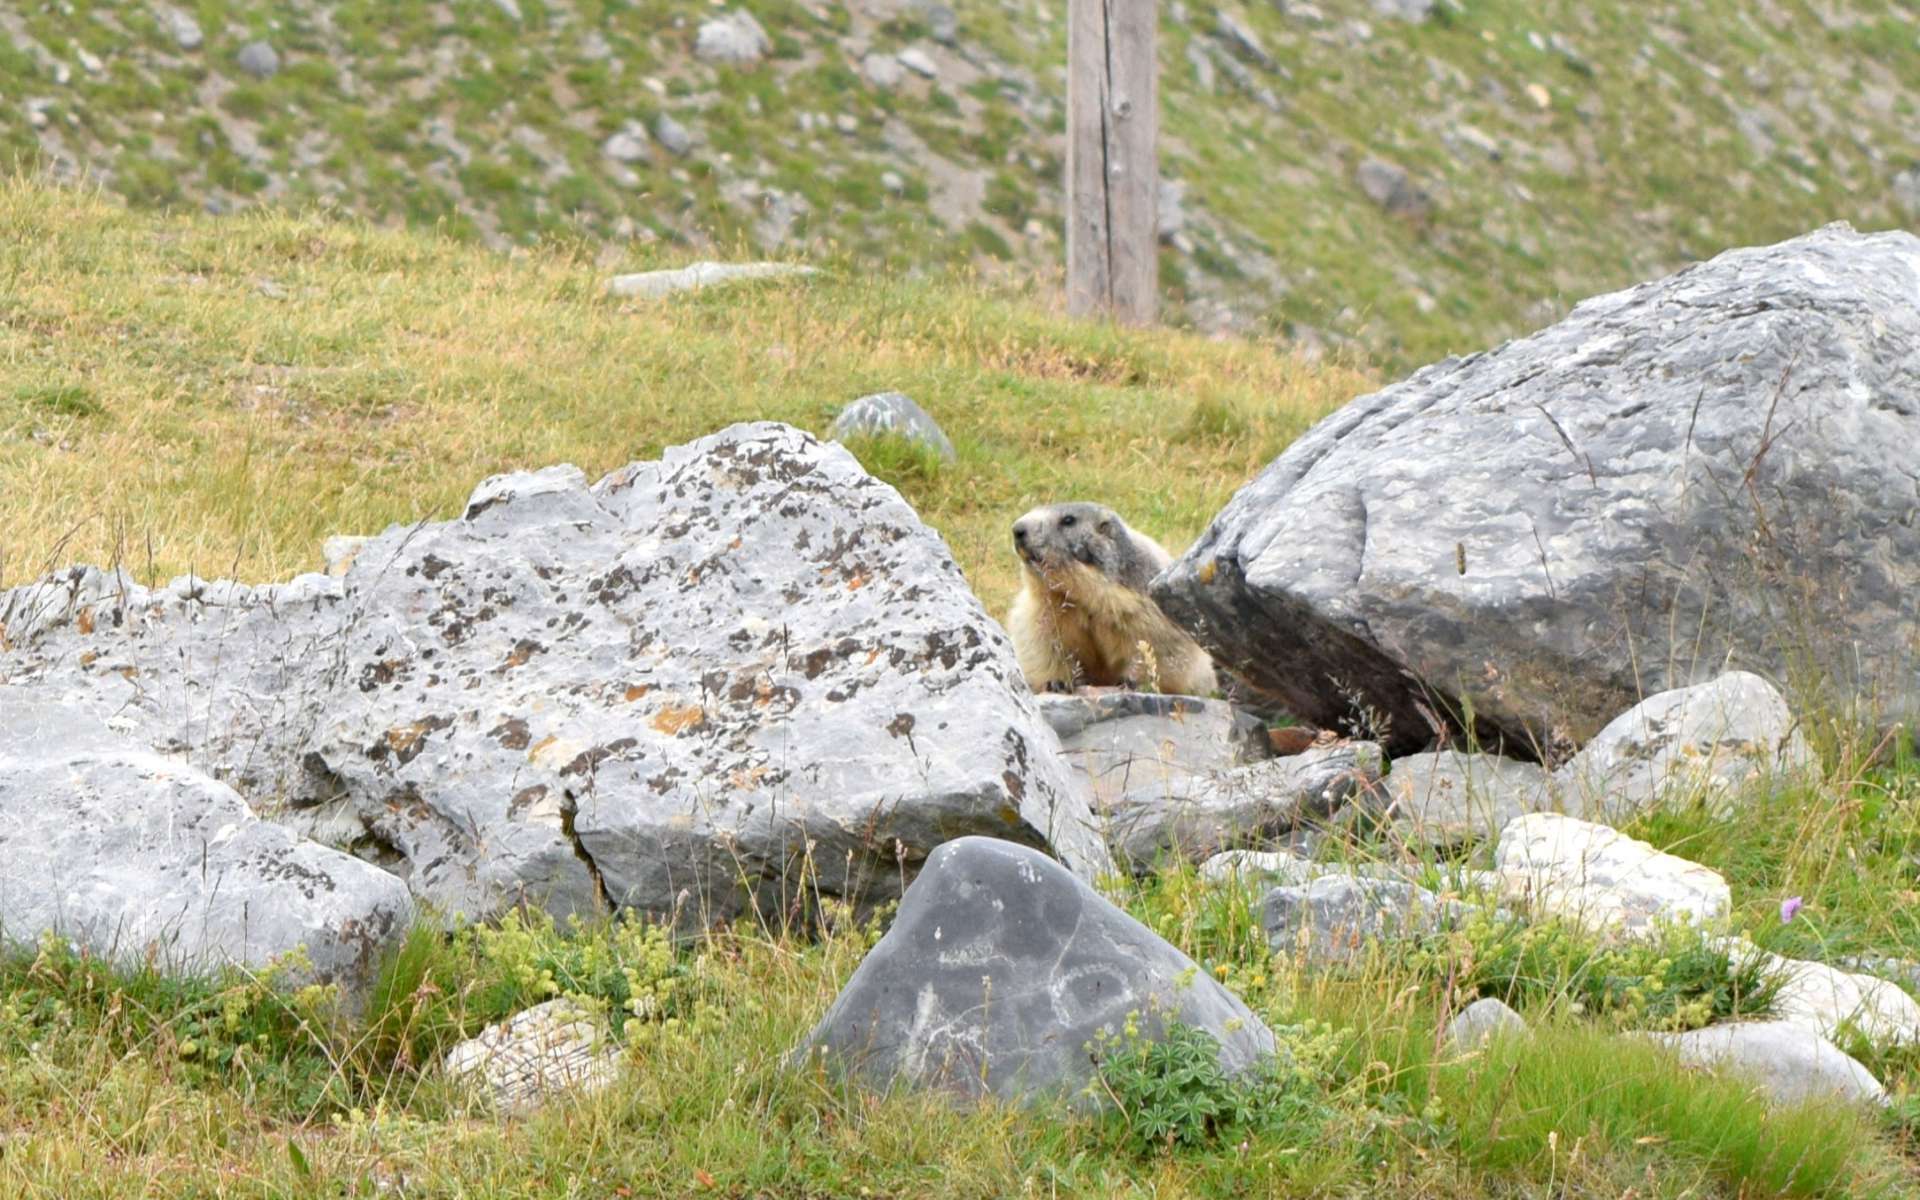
[1060,514,1077,528]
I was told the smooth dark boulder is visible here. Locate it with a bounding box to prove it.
[1155,224,1920,757]
[795,836,1275,1107]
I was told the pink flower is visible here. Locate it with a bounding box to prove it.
[1780,896,1804,923]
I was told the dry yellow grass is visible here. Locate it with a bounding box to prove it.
[0,180,1369,616]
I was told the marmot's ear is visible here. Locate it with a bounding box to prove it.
[1099,520,1115,537]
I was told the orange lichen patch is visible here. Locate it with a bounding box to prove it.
[76,607,96,634]
[998,804,1024,826]
[651,704,706,735]
[1197,558,1218,585]
[79,650,98,666]
[848,572,870,590]
[865,648,881,665]
[116,666,138,680]
[501,640,538,669]
[729,765,770,789]
[624,684,651,702]
[386,720,437,758]
[728,536,742,550]
[529,734,561,758]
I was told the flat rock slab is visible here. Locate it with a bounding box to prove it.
[444,998,623,1114]
[1495,813,1729,937]
[1374,749,1557,849]
[795,836,1275,1108]
[1155,224,1920,757]
[0,690,412,996]
[0,423,1109,925]
[1263,874,1463,967]
[605,261,815,299]
[1643,1021,1886,1107]
[1104,742,1380,871]
[1555,672,1816,822]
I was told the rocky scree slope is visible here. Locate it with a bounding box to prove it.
[3,0,1918,364]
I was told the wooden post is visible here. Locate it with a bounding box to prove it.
[1066,0,1158,325]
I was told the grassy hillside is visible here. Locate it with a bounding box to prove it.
[2,1,1916,366]
[0,180,1361,607]
[6,186,1920,1196]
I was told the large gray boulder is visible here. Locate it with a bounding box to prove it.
[0,691,411,995]
[794,836,1275,1107]
[0,423,1109,925]
[1155,225,1920,758]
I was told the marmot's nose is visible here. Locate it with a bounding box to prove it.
[1012,520,1030,545]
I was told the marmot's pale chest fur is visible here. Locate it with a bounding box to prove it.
[1006,502,1217,697]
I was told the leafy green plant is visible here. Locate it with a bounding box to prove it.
[1088,1013,1345,1155]
[1414,906,1778,1031]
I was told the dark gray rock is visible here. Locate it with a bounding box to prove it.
[1155,225,1920,757]
[1105,742,1380,871]
[1214,12,1276,71]
[1263,874,1462,967]
[794,836,1275,1107]
[235,41,280,78]
[1353,157,1432,219]
[1447,997,1526,1050]
[0,424,1110,926]
[829,392,957,463]
[654,114,694,157]
[1642,1021,1886,1107]
[0,690,411,997]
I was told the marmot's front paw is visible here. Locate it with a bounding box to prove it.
[1042,679,1073,694]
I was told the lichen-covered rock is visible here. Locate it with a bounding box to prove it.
[0,423,1109,924]
[1642,1021,1887,1107]
[1103,742,1380,871]
[1495,813,1729,937]
[0,690,411,996]
[1373,750,1556,849]
[794,836,1275,1107]
[1447,997,1527,1050]
[829,391,958,463]
[1155,225,1920,757]
[444,998,623,1114]
[1555,672,1816,821]
[1262,874,1462,967]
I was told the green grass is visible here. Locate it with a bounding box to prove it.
[4,182,1920,1195]
[2,2,1916,366]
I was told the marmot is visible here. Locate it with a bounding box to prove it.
[1006,502,1218,697]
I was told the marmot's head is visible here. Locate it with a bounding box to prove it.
[1012,502,1145,588]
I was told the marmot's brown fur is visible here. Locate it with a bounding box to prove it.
[1006,502,1217,697]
